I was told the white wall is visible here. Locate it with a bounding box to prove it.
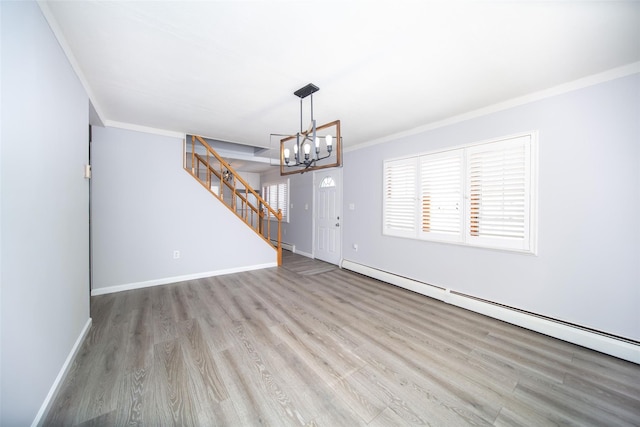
[91,126,277,292]
[238,171,260,191]
[1,2,91,424]
[343,73,640,342]
[0,2,4,420]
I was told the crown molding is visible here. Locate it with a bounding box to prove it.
[103,120,186,139]
[346,62,640,153]
[37,1,108,126]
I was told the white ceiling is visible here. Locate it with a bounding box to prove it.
[42,1,639,152]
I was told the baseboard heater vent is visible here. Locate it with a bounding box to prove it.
[341,259,640,364]
[272,241,294,252]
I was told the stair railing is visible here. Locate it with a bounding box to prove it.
[184,135,282,266]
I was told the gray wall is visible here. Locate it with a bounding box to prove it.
[1,2,90,424]
[261,168,314,255]
[343,73,640,341]
[91,126,276,291]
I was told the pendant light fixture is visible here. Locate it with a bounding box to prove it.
[273,83,341,176]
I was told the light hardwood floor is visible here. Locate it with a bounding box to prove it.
[45,251,640,426]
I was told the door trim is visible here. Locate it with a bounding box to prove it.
[312,168,343,265]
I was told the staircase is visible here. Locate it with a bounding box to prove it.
[184,135,282,266]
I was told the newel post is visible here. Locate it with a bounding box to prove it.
[277,209,283,266]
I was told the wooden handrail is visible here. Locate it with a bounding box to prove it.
[193,153,261,214]
[184,135,282,266]
[194,136,281,219]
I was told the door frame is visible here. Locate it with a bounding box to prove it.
[88,125,93,295]
[312,168,343,265]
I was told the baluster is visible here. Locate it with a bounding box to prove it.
[267,210,271,241]
[191,135,195,174]
[244,189,248,222]
[277,209,282,265]
[206,153,211,190]
[231,175,236,212]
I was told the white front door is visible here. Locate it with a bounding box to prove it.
[314,169,342,265]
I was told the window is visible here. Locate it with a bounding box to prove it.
[319,176,336,188]
[383,157,417,238]
[383,133,537,253]
[262,180,289,222]
[467,137,532,250]
[420,150,463,243]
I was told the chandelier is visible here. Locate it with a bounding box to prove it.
[274,83,341,176]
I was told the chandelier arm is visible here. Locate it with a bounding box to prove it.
[282,149,332,168]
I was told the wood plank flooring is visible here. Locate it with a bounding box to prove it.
[44,251,640,426]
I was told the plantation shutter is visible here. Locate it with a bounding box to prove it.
[467,135,531,250]
[263,182,288,221]
[419,150,463,242]
[277,182,288,219]
[263,184,277,207]
[383,158,418,237]
[262,184,272,215]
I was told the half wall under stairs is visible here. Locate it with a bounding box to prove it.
[184,135,282,266]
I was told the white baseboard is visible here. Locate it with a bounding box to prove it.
[293,248,314,259]
[341,259,640,364]
[91,262,277,296]
[32,317,92,427]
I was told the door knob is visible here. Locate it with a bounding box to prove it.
[335,223,340,227]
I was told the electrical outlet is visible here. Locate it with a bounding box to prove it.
[173,250,180,259]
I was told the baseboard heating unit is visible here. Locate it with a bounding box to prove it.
[340,259,639,364]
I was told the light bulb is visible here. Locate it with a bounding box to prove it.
[304,143,311,155]
[284,148,290,159]
[325,135,333,146]
[315,137,320,148]
[293,144,298,154]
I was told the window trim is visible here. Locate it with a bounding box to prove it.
[382,131,538,254]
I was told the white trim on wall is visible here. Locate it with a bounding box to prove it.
[31,318,93,427]
[37,1,107,124]
[341,259,640,364]
[293,248,314,259]
[346,61,640,153]
[91,262,277,296]
[104,120,185,139]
